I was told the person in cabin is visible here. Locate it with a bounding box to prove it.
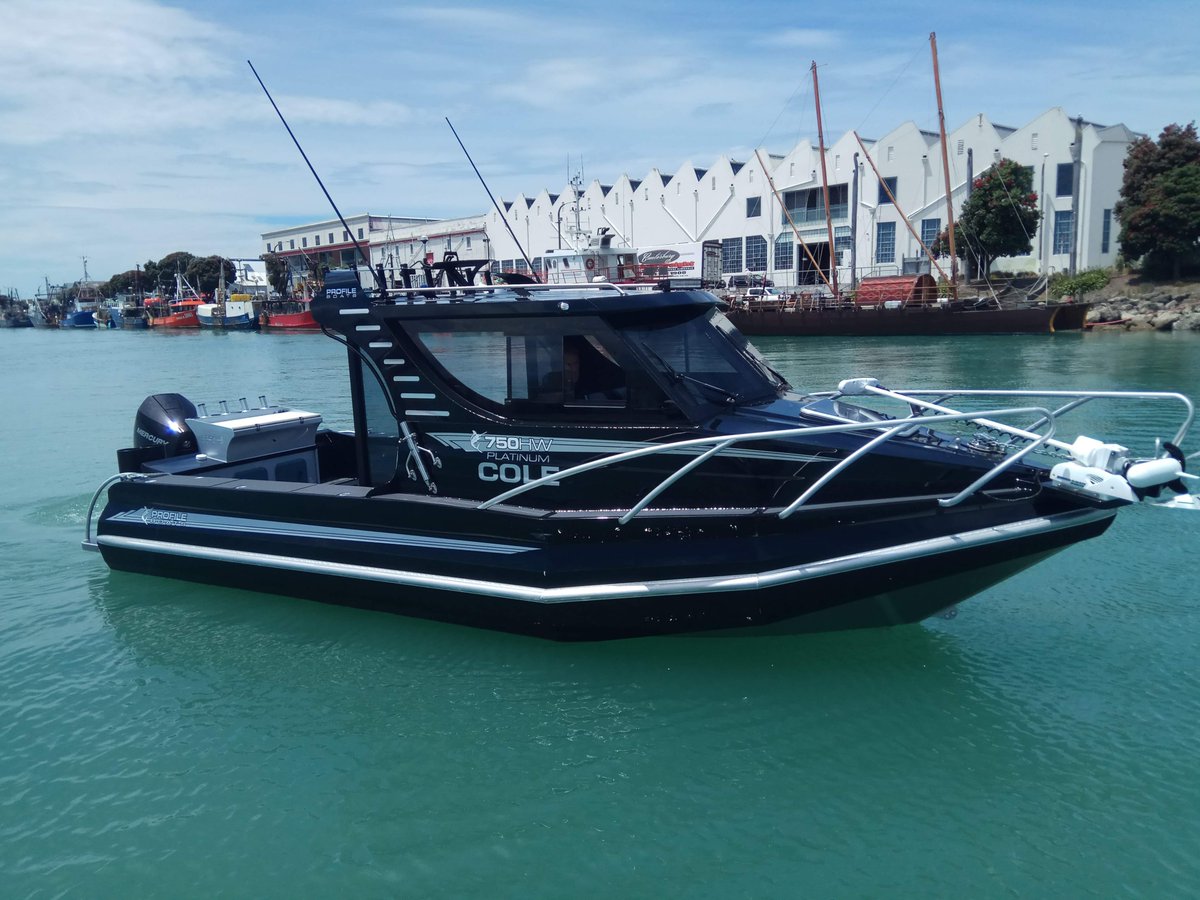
[539,336,626,403]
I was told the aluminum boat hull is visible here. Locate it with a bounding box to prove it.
[94,475,1115,640]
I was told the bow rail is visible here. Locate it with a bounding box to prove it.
[479,382,1197,522]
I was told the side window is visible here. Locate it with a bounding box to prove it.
[408,323,653,414]
[532,335,627,407]
[411,329,514,404]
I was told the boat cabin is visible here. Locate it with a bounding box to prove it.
[541,227,657,286]
[313,268,789,503]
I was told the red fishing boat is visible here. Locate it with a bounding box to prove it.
[259,297,319,331]
[147,271,205,328]
[147,296,203,328]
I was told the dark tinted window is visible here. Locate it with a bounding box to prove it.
[1056,162,1074,197]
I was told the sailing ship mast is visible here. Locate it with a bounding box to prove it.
[853,133,952,284]
[811,61,839,298]
[930,32,959,298]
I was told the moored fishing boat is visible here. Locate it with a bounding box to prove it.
[148,272,206,328]
[259,296,318,331]
[115,294,150,329]
[83,264,1197,641]
[62,261,103,328]
[147,296,203,328]
[197,293,259,330]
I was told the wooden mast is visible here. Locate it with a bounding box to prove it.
[930,32,958,297]
[853,133,951,283]
[811,61,839,298]
[755,149,837,296]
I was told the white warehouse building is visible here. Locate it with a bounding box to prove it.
[261,107,1136,291]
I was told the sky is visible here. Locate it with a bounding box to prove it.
[1,0,1197,299]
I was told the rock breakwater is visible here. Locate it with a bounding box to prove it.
[1083,280,1200,331]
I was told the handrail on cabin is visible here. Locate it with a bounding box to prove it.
[377,282,633,301]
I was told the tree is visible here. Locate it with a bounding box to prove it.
[1115,122,1200,279]
[184,256,237,295]
[931,158,1040,279]
[150,251,197,296]
[106,268,146,296]
[261,252,291,298]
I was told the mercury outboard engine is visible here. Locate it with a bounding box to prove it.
[117,393,198,472]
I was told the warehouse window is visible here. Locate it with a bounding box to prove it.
[1053,211,1074,254]
[920,218,941,250]
[774,233,793,270]
[875,222,896,264]
[722,237,743,274]
[745,235,767,272]
[1056,163,1074,197]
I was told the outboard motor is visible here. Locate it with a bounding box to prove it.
[117,393,198,472]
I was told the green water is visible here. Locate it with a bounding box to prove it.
[1,328,1197,897]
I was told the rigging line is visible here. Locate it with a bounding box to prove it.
[247,60,380,289]
[855,43,924,134]
[445,117,535,274]
[756,77,811,152]
[994,163,1037,243]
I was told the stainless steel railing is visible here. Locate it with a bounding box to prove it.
[478,384,1196,522]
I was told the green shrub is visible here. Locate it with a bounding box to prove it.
[1049,268,1111,299]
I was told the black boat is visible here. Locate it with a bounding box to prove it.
[82,266,1198,640]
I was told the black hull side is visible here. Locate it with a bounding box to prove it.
[95,478,1116,640]
[96,515,1106,640]
[726,304,1089,336]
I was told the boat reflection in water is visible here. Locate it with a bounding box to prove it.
[82,262,1198,641]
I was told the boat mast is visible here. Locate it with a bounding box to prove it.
[853,133,951,283]
[812,61,838,298]
[755,149,837,297]
[930,32,959,298]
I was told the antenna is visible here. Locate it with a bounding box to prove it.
[445,117,535,275]
[247,60,385,292]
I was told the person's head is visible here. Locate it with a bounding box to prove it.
[563,343,581,385]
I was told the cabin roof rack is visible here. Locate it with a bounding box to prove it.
[377,282,633,304]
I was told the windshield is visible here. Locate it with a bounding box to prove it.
[625,309,789,409]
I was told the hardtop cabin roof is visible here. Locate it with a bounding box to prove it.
[313,269,719,329]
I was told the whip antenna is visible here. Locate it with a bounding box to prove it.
[248,60,384,291]
[445,117,536,276]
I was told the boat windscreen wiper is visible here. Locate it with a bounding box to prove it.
[640,342,741,406]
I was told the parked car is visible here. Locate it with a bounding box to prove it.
[726,274,774,290]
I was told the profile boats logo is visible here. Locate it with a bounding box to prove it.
[638,249,681,265]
